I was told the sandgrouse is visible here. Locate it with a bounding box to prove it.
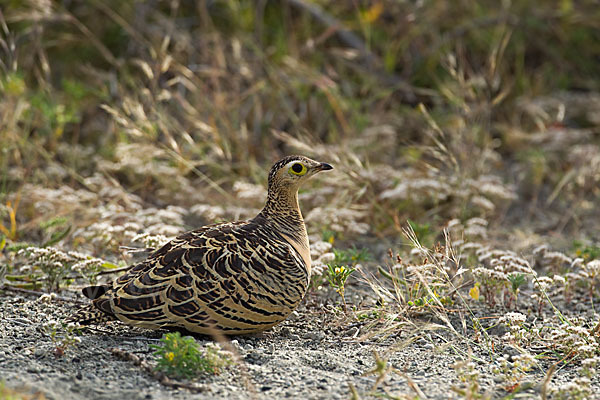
[69,155,333,335]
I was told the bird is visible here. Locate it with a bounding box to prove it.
[68,155,333,335]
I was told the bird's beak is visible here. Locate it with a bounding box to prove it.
[317,162,333,171]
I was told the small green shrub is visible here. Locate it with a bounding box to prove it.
[326,264,355,307]
[42,319,81,357]
[151,332,231,379]
[325,247,369,306]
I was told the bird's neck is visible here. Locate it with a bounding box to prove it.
[256,184,312,275]
[259,188,308,245]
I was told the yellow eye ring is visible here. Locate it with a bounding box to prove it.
[289,163,307,176]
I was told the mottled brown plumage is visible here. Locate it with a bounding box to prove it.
[69,155,332,335]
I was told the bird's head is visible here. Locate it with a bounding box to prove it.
[267,155,333,193]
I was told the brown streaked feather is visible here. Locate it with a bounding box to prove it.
[68,155,332,335]
[82,284,109,300]
[66,304,115,325]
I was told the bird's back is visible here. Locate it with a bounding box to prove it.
[79,216,310,335]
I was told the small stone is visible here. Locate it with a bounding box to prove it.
[503,346,520,357]
[280,327,291,336]
[303,331,324,341]
[286,311,300,322]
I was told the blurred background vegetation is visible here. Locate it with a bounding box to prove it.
[1,0,599,257]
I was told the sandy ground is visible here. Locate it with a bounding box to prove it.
[0,289,598,400]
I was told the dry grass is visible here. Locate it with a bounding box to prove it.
[1,1,600,398]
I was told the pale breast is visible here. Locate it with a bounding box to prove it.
[281,232,311,276]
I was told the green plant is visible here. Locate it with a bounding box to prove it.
[452,358,488,400]
[573,241,600,262]
[151,332,231,379]
[332,247,372,266]
[0,198,19,241]
[491,353,536,392]
[506,273,526,308]
[324,247,369,307]
[10,246,115,291]
[326,264,355,308]
[471,267,508,307]
[0,381,45,400]
[39,217,71,248]
[508,273,526,294]
[407,220,434,247]
[499,312,530,347]
[42,320,81,357]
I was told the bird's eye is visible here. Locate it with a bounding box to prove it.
[289,163,307,176]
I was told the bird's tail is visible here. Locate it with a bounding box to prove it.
[65,304,115,325]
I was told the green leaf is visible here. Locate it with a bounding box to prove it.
[101,261,120,270]
[42,225,71,247]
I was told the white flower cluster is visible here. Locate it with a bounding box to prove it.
[551,377,592,399]
[131,232,171,249]
[70,258,105,275]
[543,251,572,267]
[463,218,489,239]
[473,177,517,202]
[17,247,75,270]
[379,177,451,202]
[582,260,600,280]
[547,322,600,358]
[471,266,508,283]
[501,312,527,324]
[489,254,532,275]
[532,245,583,273]
[492,352,536,385]
[190,204,227,221]
[305,206,369,235]
[74,204,187,253]
[20,183,98,215]
[189,204,259,223]
[533,276,554,291]
[232,181,266,202]
[15,246,106,283]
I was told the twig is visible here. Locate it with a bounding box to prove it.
[400,370,429,400]
[348,381,361,400]
[109,347,206,393]
[540,364,556,400]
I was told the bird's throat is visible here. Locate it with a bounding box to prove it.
[260,189,310,264]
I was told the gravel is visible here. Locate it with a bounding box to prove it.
[0,292,598,399]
